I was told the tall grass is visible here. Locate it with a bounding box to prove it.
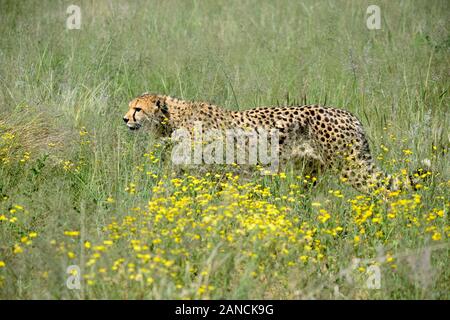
[0,0,448,299]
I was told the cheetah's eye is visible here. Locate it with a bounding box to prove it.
[135,108,142,112]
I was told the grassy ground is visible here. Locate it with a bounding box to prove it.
[0,0,449,299]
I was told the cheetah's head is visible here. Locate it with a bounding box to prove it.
[123,93,168,132]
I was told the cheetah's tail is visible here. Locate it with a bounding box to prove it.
[408,159,433,190]
[388,159,433,191]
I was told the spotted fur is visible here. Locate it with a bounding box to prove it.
[124,93,408,193]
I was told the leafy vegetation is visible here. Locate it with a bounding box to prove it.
[0,0,448,299]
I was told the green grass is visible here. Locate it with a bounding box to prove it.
[0,0,449,299]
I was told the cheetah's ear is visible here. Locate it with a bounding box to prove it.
[156,99,169,115]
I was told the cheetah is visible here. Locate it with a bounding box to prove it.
[123,93,415,193]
